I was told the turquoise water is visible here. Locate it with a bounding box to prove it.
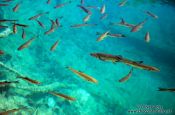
[0,0,175,114]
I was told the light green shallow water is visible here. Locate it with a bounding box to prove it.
[0,0,175,114]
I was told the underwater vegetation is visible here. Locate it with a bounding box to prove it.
[0,0,175,114]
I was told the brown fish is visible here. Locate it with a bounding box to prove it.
[96,31,110,42]
[28,12,49,20]
[17,36,37,50]
[70,23,97,28]
[47,0,51,4]
[119,68,133,82]
[90,53,160,72]
[13,23,17,34]
[118,0,127,7]
[0,107,26,115]
[0,81,19,86]
[131,18,148,32]
[49,91,76,101]
[50,40,60,51]
[22,28,26,39]
[145,32,150,43]
[100,4,105,14]
[44,19,56,35]
[83,14,91,23]
[0,50,4,55]
[17,76,41,84]
[67,66,98,83]
[36,20,45,28]
[145,11,158,19]
[13,2,20,12]
[54,1,71,9]
[158,88,175,92]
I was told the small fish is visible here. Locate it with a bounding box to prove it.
[55,18,60,27]
[100,13,108,20]
[12,23,28,28]
[44,19,56,35]
[97,31,110,42]
[13,2,20,12]
[28,12,49,20]
[67,66,98,83]
[0,107,27,115]
[36,20,45,28]
[145,11,158,19]
[118,0,127,7]
[17,76,41,84]
[49,91,76,101]
[158,88,175,92]
[70,23,97,28]
[145,32,150,43]
[0,81,19,86]
[100,4,105,14]
[83,14,91,23]
[119,68,133,82]
[54,1,71,9]
[17,36,36,50]
[117,18,135,28]
[13,23,17,34]
[77,5,92,14]
[0,4,9,6]
[131,19,148,32]
[47,0,51,4]
[22,28,26,39]
[50,40,59,51]
[108,33,126,38]
[0,19,18,23]
[0,50,4,55]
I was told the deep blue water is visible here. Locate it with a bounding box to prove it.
[0,0,175,114]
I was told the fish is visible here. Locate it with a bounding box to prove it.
[0,50,4,55]
[100,4,105,14]
[44,19,56,35]
[22,28,26,39]
[90,53,160,71]
[0,107,27,115]
[49,91,76,101]
[36,20,45,28]
[67,66,98,83]
[145,32,150,43]
[118,0,127,7]
[158,88,175,92]
[100,13,108,20]
[46,0,51,4]
[50,40,59,51]
[131,18,148,32]
[83,14,91,22]
[17,76,41,84]
[13,23,17,34]
[17,36,37,50]
[12,23,28,28]
[118,18,135,28]
[13,2,20,12]
[28,12,49,20]
[77,5,92,14]
[108,33,126,38]
[119,68,133,82]
[0,25,8,29]
[55,18,60,27]
[54,1,71,9]
[70,23,97,28]
[145,11,158,19]
[96,31,110,42]
[0,81,19,86]
[0,19,18,23]
[0,4,9,6]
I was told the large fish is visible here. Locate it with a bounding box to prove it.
[67,66,98,83]
[17,36,37,50]
[119,68,133,83]
[90,53,159,72]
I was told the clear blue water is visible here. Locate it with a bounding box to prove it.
[0,0,175,114]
